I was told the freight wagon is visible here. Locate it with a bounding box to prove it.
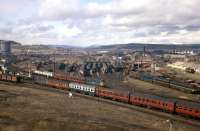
[0,74,20,83]
[169,80,200,94]
[34,75,48,85]
[85,78,105,86]
[132,72,200,94]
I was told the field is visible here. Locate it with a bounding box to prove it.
[0,83,199,131]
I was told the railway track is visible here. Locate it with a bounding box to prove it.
[0,81,200,128]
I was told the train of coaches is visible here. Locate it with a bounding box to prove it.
[0,72,200,119]
[132,72,200,94]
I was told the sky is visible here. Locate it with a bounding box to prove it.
[0,0,200,46]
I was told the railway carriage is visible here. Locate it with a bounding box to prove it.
[69,82,96,96]
[54,73,86,84]
[175,101,200,118]
[33,70,53,78]
[47,79,69,90]
[95,88,129,103]
[130,93,175,113]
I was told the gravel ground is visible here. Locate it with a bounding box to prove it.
[0,83,199,131]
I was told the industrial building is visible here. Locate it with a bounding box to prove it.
[0,40,12,56]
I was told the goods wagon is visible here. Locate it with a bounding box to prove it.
[33,75,48,85]
[7,75,12,81]
[185,67,195,73]
[169,82,198,94]
[190,83,200,89]
[69,82,96,96]
[153,77,170,87]
[86,78,104,86]
[133,72,200,94]
[1,74,7,80]
[11,76,18,82]
[130,93,175,113]
[96,88,129,103]
[139,74,154,83]
[0,74,20,82]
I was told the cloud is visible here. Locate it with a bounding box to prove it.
[0,0,200,46]
[39,0,81,20]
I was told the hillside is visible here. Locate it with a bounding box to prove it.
[90,43,200,51]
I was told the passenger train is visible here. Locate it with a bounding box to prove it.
[32,75,200,119]
[0,73,199,119]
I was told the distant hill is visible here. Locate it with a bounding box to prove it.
[48,44,80,49]
[89,43,200,51]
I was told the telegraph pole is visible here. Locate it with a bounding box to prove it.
[53,51,56,76]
